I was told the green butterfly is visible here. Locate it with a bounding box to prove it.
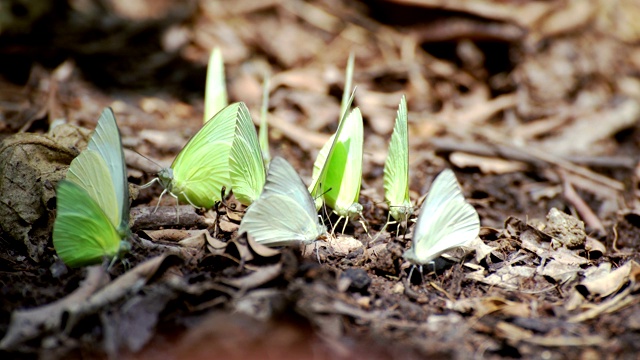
[239,157,326,246]
[383,96,413,224]
[309,93,364,233]
[150,102,266,210]
[203,48,267,205]
[204,46,228,123]
[153,103,240,209]
[53,108,130,267]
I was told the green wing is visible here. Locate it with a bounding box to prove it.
[204,47,228,123]
[310,90,356,207]
[259,75,271,166]
[383,96,412,222]
[324,108,363,217]
[309,133,334,210]
[340,52,355,118]
[66,149,119,229]
[84,108,129,231]
[229,102,266,205]
[53,180,122,268]
[169,102,239,208]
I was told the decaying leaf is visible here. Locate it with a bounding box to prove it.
[0,132,81,262]
[449,296,530,318]
[546,207,586,249]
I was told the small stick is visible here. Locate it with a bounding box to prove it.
[560,171,606,234]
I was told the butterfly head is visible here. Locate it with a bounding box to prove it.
[117,240,131,257]
[390,203,413,224]
[158,167,174,191]
[347,203,363,218]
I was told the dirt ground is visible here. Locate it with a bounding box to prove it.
[2,0,640,359]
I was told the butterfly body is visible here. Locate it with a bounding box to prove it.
[403,169,480,266]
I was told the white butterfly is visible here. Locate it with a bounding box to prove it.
[403,169,480,269]
[238,157,327,246]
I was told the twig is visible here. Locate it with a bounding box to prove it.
[130,205,215,230]
[475,129,625,191]
[560,171,605,234]
[430,137,636,170]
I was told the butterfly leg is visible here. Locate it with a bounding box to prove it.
[407,264,416,284]
[107,254,118,272]
[139,177,159,189]
[357,212,371,238]
[154,189,168,213]
[165,192,180,223]
[341,216,349,234]
[332,216,345,235]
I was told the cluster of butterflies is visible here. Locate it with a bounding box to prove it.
[52,50,480,272]
[52,98,480,273]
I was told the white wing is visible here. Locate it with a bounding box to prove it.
[239,157,326,246]
[403,169,479,265]
[86,108,130,231]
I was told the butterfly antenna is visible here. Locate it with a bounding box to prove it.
[130,148,164,173]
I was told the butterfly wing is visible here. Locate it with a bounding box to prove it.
[229,102,266,205]
[309,133,334,210]
[65,149,119,230]
[403,169,480,265]
[170,102,239,208]
[204,47,228,123]
[82,108,129,231]
[384,96,412,222]
[53,180,122,268]
[258,75,271,166]
[239,157,326,246]
[309,91,356,211]
[328,107,363,217]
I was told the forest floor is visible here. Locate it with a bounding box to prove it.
[2,0,640,359]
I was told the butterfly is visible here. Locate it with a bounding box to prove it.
[383,95,413,224]
[203,48,266,206]
[309,105,364,233]
[151,102,241,210]
[403,169,480,272]
[53,108,131,267]
[239,156,326,246]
